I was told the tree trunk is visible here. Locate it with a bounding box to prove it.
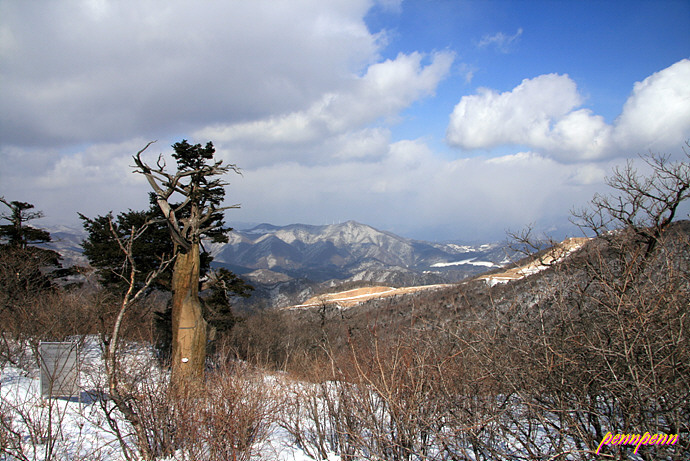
[171,243,207,384]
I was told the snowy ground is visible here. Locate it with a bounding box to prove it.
[1,365,123,461]
[0,339,334,461]
[1,335,657,460]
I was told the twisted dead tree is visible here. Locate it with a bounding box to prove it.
[133,140,240,383]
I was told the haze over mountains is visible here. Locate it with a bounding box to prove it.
[45,220,515,308]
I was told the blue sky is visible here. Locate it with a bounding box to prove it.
[1,0,689,242]
[372,0,689,145]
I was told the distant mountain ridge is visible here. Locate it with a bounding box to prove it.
[44,221,514,308]
[203,221,514,306]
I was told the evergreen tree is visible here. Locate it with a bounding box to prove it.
[80,197,173,293]
[0,198,71,313]
[0,198,52,249]
[80,193,252,361]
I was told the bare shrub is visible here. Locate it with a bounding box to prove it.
[281,326,473,460]
[276,223,688,460]
[279,356,362,460]
[229,306,340,374]
[480,149,690,460]
[0,370,110,461]
[486,222,690,460]
[173,361,281,461]
[344,330,447,460]
[215,149,690,460]
[0,286,102,371]
[91,350,281,461]
[0,393,26,461]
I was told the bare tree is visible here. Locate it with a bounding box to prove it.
[572,145,690,256]
[101,214,174,461]
[132,140,240,383]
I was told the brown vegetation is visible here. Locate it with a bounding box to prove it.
[230,219,689,460]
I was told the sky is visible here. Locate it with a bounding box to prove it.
[1,0,689,243]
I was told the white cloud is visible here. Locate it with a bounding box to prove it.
[0,1,458,232]
[197,51,454,167]
[329,128,392,161]
[446,73,584,150]
[0,138,156,225]
[374,0,402,13]
[222,140,611,241]
[565,164,607,186]
[548,109,611,159]
[1,133,610,242]
[613,59,690,151]
[2,1,686,244]
[446,59,690,161]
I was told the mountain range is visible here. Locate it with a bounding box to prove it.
[204,221,515,307]
[44,221,515,308]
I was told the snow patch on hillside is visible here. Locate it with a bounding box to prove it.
[431,258,500,268]
[480,237,589,286]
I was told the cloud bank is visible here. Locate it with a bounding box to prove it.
[0,0,383,146]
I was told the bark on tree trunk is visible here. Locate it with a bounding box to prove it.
[171,243,207,383]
